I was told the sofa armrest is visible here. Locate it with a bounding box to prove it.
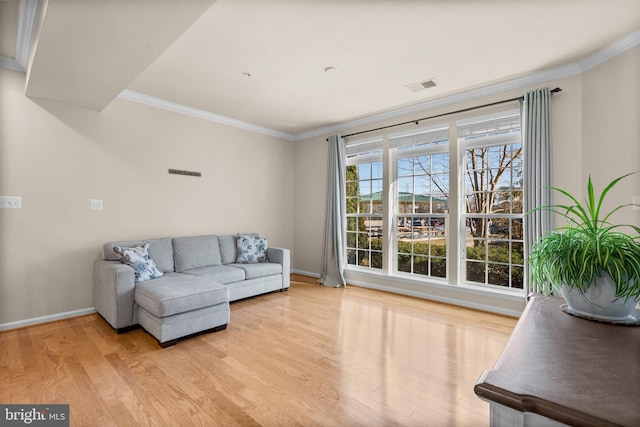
[267,247,290,289]
[93,260,136,330]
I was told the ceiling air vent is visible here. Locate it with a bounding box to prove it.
[407,78,438,93]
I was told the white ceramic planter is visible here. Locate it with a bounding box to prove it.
[560,273,640,322]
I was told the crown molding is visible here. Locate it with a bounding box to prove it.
[578,28,640,72]
[15,0,40,71]
[0,56,23,72]
[118,90,297,141]
[295,62,584,141]
[121,24,637,143]
[295,29,640,141]
[7,0,636,143]
[0,0,41,73]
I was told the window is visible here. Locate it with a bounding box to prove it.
[345,138,383,270]
[343,108,525,294]
[391,126,449,278]
[459,112,524,289]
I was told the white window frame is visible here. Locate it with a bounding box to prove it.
[457,109,525,291]
[389,124,450,280]
[345,137,384,271]
[342,108,527,296]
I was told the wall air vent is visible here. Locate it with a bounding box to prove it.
[406,78,438,93]
[169,168,201,177]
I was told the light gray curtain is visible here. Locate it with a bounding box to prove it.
[522,88,553,297]
[318,135,347,287]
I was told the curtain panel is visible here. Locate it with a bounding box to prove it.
[318,135,347,287]
[522,88,553,297]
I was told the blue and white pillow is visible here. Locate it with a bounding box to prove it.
[113,242,164,282]
[236,234,268,264]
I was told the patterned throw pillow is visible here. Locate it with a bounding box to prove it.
[236,234,268,264]
[113,242,164,282]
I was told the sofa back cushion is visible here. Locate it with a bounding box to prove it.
[104,237,174,273]
[172,235,222,272]
[217,235,237,265]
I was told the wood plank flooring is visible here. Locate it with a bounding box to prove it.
[0,274,517,426]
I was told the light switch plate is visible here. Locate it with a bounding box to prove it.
[0,196,22,209]
[90,199,103,210]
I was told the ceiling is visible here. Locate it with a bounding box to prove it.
[2,0,639,140]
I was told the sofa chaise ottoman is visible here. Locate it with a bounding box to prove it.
[94,234,290,347]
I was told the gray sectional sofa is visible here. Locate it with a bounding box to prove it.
[93,234,290,347]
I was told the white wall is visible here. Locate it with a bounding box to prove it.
[0,68,295,325]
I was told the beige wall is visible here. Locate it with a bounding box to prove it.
[0,68,295,325]
[582,45,640,227]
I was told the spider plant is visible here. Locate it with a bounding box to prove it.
[529,172,640,303]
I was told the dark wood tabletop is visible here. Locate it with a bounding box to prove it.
[474,295,640,427]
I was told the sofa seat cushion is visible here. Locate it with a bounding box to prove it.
[134,272,228,318]
[229,262,282,280]
[183,265,246,284]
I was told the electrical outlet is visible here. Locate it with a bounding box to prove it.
[0,196,22,209]
[90,199,103,210]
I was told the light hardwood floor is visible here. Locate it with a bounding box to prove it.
[0,274,517,426]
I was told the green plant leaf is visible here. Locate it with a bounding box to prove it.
[528,172,640,300]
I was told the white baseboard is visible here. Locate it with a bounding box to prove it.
[292,269,320,278]
[290,270,522,317]
[347,279,522,318]
[0,307,96,331]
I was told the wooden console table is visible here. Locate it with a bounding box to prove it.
[474,295,640,427]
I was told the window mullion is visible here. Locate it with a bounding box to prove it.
[449,121,461,285]
[382,135,392,274]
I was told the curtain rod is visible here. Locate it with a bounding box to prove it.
[330,87,562,140]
